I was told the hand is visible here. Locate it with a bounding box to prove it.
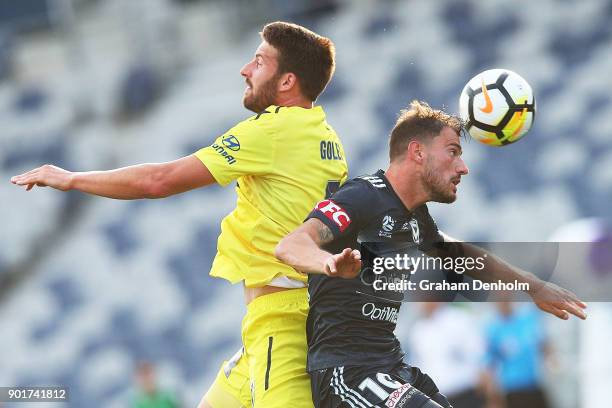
[11,165,74,191]
[323,248,361,279]
[530,281,587,320]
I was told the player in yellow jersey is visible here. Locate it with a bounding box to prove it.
[11,22,348,408]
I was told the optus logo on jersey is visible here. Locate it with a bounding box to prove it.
[361,302,398,323]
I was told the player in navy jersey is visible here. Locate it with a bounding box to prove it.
[276,101,587,408]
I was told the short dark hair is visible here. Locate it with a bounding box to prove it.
[389,100,463,162]
[261,21,335,102]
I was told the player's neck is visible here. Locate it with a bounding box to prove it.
[275,93,313,109]
[385,165,429,211]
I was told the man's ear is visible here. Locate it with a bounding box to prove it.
[407,140,425,164]
[278,72,298,92]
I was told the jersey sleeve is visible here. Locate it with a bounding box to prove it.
[306,179,372,240]
[193,116,275,186]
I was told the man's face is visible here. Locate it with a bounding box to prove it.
[240,41,282,112]
[136,365,156,394]
[422,127,469,203]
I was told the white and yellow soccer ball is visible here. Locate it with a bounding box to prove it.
[459,69,536,146]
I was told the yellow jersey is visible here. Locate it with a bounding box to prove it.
[194,105,348,287]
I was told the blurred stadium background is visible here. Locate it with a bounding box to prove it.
[1,0,611,407]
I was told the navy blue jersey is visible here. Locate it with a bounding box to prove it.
[306,170,443,371]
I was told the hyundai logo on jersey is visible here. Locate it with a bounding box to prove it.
[222,135,241,151]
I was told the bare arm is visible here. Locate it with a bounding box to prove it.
[10,155,215,199]
[479,370,505,408]
[275,218,361,278]
[432,233,587,320]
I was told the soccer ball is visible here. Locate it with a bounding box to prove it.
[459,69,536,146]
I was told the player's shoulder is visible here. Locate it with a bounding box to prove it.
[227,106,279,129]
[333,170,389,203]
[224,106,283,139]
[354,171,388,190]
[352,171,398,203]
[248,104,325,125]
[228,105,287,136]
[244,105,289,125]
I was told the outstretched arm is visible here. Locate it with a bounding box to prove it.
[10,155,215,199]
[275,218,361,278]
[434,233,587,320]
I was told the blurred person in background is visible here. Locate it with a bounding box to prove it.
[132,361,181,408]
[11,21,346,408]
[407,303,487,408]
[485,302,552,408]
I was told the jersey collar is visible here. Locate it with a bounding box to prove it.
[262,104,325,115]
[375,169,417,217]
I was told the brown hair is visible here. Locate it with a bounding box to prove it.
[389,100,463,162]
[261,21,335,102]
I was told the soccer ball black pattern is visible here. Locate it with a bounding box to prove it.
[459,69,536,146]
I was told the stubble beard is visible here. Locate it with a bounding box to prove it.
[243,74,280,113]
[423,157,456,204]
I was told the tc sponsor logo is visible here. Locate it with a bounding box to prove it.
[315,199,351,232]
[385,383,415,408]
[222,134,241,151]
[361,302,399,323]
